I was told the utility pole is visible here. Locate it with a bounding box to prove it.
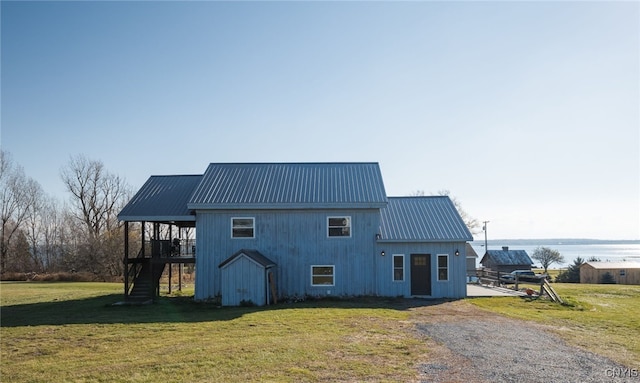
[482,221,490,253]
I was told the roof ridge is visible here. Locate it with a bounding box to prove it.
[206,162,380,166]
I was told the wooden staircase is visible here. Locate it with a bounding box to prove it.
[128,262,166,301]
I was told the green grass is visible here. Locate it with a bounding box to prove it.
[468,283,640,367]
[533,267,563,280]
[0,282,426,382]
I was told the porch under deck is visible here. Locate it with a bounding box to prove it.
[123,221,197,301]
[118,174,203,301]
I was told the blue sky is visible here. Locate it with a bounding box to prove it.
[2,1,638,240]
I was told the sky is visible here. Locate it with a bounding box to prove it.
[1,1,638,240]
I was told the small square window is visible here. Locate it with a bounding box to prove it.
[328,216,351,237]
[311,265,335,286]
[232,217,254,238]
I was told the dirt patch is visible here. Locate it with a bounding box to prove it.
[409,300,637,383]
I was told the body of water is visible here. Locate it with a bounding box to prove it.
[470,240,640,269]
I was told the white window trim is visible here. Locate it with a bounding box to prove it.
[392,254,405,282]
[231,217,255,239]
[437,254,449,282]
[311,265,335,286]
[327,216,352,238]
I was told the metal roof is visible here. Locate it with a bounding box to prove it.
[118,175,202,223]
[379,197,473,242]
[480,249,533,266]
[219,249,276,269]
[188,162,387,209]
[581,261,640,270]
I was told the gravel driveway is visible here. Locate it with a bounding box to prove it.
[410,300,638,383]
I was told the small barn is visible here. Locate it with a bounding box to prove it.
[480,246,533,273]
[580,261,640,285]
[219,249,277,306]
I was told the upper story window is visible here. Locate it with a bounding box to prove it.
[231,217,255,238]
[327,216,351,237]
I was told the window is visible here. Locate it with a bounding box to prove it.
[393,254,404,281]
[328,216,351,237]
[231,217,254,238]
[311,265,335,286]
[437,254,449,281]
[620,269,626,277]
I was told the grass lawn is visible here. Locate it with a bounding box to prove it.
[0,282,427,383]
[533,268,563,280]
[4,282,639,382]
[468,283,640,367]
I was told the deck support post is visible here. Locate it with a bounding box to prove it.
[178,227,183,292]
[168,224,173,295]
[124,221,129,298]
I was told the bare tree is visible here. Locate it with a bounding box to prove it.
[412,189,481,235]
[60,155,130,276]
[0,150,40,273]
[23,177,45,271]
[532,246,565,274]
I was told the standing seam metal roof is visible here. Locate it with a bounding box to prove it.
[117,175,202,222]
[219,249,277,269]
[188,162,388,209]
[379,197,473,242]
[480,250,533,266]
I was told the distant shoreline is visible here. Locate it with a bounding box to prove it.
[471,239,640,246]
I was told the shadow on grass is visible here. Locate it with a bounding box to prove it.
[1,293,448,327]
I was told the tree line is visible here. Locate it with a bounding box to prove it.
[0,150,135,280]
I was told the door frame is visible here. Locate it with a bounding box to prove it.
[410,253,432,296]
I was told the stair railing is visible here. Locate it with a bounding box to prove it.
[126,248,146,297]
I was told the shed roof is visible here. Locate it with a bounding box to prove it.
[480,249,533,266]
[581,261,640,270]
[466,243,478,258]
[188,162,387,209]
[378,197,473,242]
[117,175,202,223]
[219,249,276,269]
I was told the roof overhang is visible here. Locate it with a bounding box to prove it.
[118,215,196,227]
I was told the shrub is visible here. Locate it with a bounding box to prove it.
[239,299,256,307]
[600,272,616,284]
[555,257,584,283]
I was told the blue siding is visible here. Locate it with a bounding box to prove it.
[195,209,380,300]
[374,242,468,298]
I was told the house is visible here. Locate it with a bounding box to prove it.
[580,261,640,285]
[480,246,533,273]
[118,162,473,305]
[465,243,478,279]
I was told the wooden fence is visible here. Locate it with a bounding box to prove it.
[474,269,562,303]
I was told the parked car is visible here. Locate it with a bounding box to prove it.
[500,270,536,283]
